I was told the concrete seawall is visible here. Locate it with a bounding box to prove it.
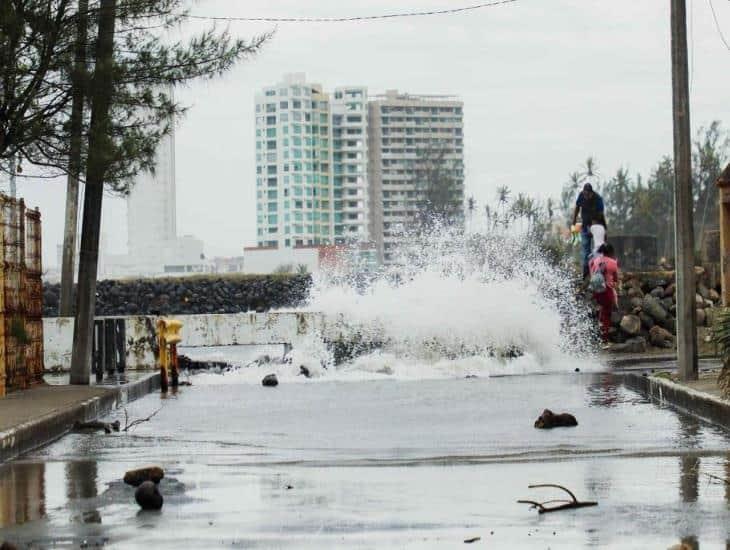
[44,312,325,371]
[0,373,160,464]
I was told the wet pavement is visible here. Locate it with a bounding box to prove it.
[1,370,730,549]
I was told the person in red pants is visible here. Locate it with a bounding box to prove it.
[589,243,619,347]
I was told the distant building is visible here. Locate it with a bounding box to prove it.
[368,91,464,263]
[253,75,465,266]
[243,243,378,275]
[331,86,370,243]
[255,73,333,250]
[102,112,208,278]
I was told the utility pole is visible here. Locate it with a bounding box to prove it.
[70,0,117,385]
[60,0,89,317]
[671,0,698,381]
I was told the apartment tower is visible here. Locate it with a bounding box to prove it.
[368,91,464,263]
[255,73,333,249]
[254,76,464,265]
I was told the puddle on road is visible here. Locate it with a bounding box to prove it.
[1,373,729,549]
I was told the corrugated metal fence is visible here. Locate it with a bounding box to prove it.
[0,195,43,397]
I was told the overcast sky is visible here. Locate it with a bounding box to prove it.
[10,0,730,267]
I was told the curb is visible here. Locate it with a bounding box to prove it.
[624,372,730,431]
[606,354,677,367]
[0,372,160,464]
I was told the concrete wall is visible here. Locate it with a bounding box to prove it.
[44,312,324,371]
[243,247,320,274]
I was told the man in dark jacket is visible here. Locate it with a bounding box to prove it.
[572,183,605,278]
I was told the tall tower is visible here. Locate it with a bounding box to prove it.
[127,123,177,257]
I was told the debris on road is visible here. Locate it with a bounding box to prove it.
[518,484,597,514]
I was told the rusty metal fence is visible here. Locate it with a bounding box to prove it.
[0,195,43,397]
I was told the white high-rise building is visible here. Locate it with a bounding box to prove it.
[252,76,465,267]
[255,73,333,249]
[127,126,177,256]
[102,118,207,278]
[331,86,369,243]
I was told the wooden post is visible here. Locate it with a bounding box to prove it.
[670,0,698,381]
[718,164,730,306]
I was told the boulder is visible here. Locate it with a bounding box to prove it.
[661,297,674,311]
[650,287,665,298]
[262,373,279,387]
[649,326,674,348]
[643,295,668,322]
[639,312,655,330]
[612,336,647,353]
[696,293,705,307]
[696,308,706,327]
[709,288,721,303]
[627,286,644,299]
[630,297,644,309]
[658,316,677,334]
[135,481,163,510]
[124,466,165,487]
[663,283,676,298]
[697,283,710,300]
[620,315,642,336]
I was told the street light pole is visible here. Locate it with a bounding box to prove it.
[670,0,698,381]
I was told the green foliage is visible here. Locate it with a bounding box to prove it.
[483,186,572,266]
[411,141,465,227]
[296,264,309,275]
[713,308,730,353]
[0,0,271,191]
[273,263,294,275]
[712,307,730,397]
[561,122,729,262]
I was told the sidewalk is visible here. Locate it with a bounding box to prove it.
[0,371,160,463]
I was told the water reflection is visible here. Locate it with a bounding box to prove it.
[65,460,100,524]
[678,414,701,504]
[585,374,621,408]
[0,462,45,527]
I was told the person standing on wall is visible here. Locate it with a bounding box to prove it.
[572,183,605,278]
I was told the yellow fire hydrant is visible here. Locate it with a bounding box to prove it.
[157,319,183,392]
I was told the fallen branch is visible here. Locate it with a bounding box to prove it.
[518,484,598,514]
[122,406,162,432]
[73,420,120,434]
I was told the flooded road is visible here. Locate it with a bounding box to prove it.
[2,371,730,548]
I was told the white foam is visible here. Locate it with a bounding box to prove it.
[189,222,601,385]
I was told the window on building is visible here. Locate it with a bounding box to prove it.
[266,103,276,112]
[292,99,301,109]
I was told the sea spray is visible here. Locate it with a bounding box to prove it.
[298,220,596,375]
